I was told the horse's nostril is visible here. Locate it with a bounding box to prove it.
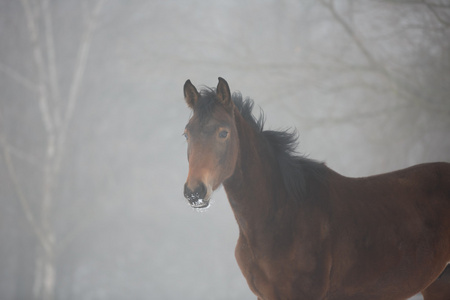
[184,183,195,201]
[196,182,207,199]
[184,182,207,202]
[184,183,190,198]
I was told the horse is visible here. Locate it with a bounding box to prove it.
[182,77,450,300]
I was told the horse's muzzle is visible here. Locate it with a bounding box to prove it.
[184,182,210,209]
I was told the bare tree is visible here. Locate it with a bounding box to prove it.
[0,1,107,299]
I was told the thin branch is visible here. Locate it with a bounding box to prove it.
[0,141,51,253]
[54,0,108,175]
[318,0,385,74]
[0,138,41,167]
[317,0,450,116]
[0,62,38,92]
[41,0,62,128]
[378,0,450,26]
[20,0,56,142]
[425,2,450,8]
[64,0,107,126]
[423,0,450,27]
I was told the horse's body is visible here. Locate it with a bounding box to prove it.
[182,78,450,300]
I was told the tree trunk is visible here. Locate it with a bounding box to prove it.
[33,243,55,300]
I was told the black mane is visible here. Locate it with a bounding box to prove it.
[230,93,327,202]
[195,88,327,202]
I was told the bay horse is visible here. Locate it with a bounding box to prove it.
[182,77,450,300]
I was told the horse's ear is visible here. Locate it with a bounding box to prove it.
[184,80,200,109]
[216,77,233,110]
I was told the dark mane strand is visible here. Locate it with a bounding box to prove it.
[231,92,265,132]
[232,93,327,202]
[263,130,327,201]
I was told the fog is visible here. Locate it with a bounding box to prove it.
[1,0,449,299]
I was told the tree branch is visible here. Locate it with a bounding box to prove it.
[0,62,38,92]
[0,140,51,254]
[20,0,56,145]
[318,0,386,74]
[65,0,107,127]
[41,0,62,128]
[317,0,450,115]
[423,0,450,27]
[54,0,108,175]
[0,138,41,167]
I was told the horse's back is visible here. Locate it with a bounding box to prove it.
[398,162,450,198]
[387,162,450,210]
[326,162,450,300]
[337,162,450,215]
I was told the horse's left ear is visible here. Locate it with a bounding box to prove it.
[216,77,233,111]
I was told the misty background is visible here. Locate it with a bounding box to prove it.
[1,0,449,299]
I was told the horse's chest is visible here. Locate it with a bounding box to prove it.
[235,240,273,298]
[234,237,297,299]
[234,235,330,300]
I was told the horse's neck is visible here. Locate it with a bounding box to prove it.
[223,112,287,244]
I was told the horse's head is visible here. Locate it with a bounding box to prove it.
[183,78,239,210]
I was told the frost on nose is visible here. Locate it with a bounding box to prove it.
[184,182,211,210]
[190,198,204,207]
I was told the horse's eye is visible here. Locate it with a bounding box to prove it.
[219,130,228,138]
[183,132,188,140]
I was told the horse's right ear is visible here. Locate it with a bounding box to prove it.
[184,80,200,109]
